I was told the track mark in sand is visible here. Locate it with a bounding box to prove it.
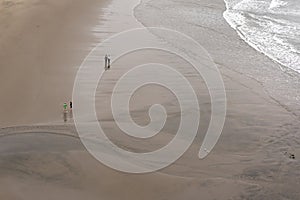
[0,124,78,138]
[0,131,80,140]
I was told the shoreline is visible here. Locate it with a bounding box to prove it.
[223,0,300,75]
[134,0,300,118]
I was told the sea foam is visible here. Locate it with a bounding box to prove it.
[223,0,300,73]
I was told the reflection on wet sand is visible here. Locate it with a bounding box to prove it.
[63,111,68,122]
[62,110,73,123]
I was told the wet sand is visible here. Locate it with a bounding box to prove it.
[0,125,248,200]
[0,0,300,199]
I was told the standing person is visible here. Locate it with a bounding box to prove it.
[107,55,111,69]
[63,103,68,111]
[69,101,73,119]
[104,54,108,70]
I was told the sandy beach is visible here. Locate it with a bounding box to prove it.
[0,0,110,127]
[0,0,300,199]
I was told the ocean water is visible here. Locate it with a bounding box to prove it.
[223,0,300,73]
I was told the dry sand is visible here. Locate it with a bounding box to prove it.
[0,0,109,127]
[0,0,300,199]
